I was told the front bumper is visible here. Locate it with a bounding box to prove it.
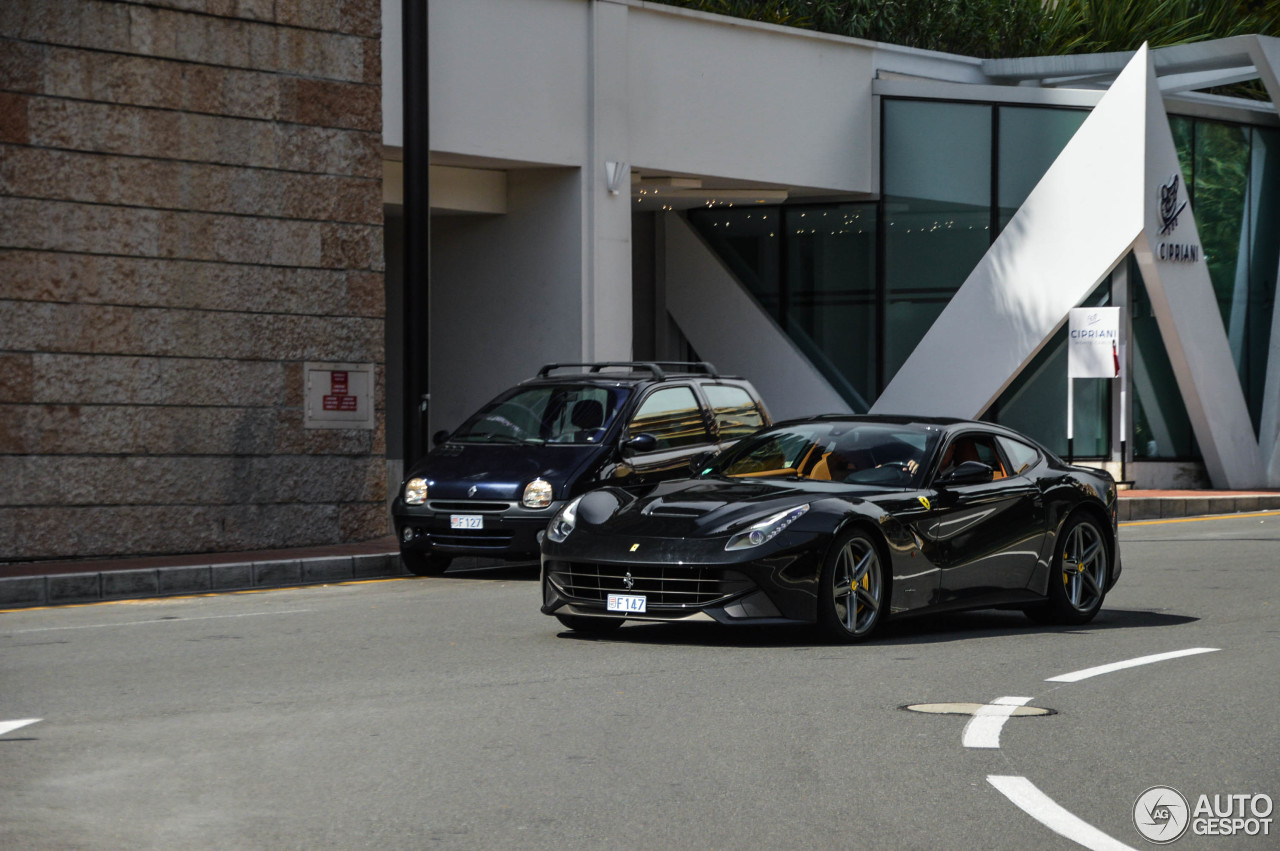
[539,532,825,625]
[394,498,561,561]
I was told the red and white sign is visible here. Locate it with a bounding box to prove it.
[304,362,374,430]
[323,395,359,412]
[322,370,358,412]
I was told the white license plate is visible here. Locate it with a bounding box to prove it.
[607,594,646,613]
[450,514,484,529]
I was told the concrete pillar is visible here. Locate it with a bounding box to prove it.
[584,1,633,361]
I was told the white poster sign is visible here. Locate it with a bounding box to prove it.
[1067,307,1121,378]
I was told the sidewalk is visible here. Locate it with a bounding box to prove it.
[0,536,403,610]
[1115,488,1280,521]
[3,490,1279,610]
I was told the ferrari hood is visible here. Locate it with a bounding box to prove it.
[585,478,818,538]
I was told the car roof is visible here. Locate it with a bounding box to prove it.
[761,414,1060,459]
[522,361,752,386]
[768,413,1028,437]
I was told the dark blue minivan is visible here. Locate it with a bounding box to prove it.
[392,362,770,575]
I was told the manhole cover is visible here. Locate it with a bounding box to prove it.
[902,703,1056,717]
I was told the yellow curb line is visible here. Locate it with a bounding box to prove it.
[0,576,413,615]
[1120,509,1280,527]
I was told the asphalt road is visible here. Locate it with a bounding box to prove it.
[2,513,1277,850]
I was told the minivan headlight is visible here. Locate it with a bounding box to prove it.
[546,495,583,543]
[404,477,428,505]
[523,478,553,509]
[725,504,809,551]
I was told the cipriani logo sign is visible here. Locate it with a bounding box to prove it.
[1156,174,1200,263]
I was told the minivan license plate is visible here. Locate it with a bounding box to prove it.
[607,594,646,613]
[450,514,483,530]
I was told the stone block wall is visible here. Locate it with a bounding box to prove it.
[0,0,386,561]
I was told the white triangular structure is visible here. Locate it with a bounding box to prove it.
[1130,58,1263,490]
[1252,36,1280,484]
[872,47,1150,420]
[872,45,1271,488]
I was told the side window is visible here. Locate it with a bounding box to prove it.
[543,387,614,443]
[996,436,1040,475]
[937,435,1009,479]
[628,386,711,451]
[702,384,765,441]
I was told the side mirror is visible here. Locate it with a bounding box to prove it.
[432,429,451,446]
[623,433,658,455]
[937,460,994,486]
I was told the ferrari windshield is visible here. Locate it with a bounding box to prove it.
[711,420,939,487]
[451,384,629,445]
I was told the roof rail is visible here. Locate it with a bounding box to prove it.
[536,361,720,380]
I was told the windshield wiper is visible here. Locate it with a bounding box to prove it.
[455,433,538,445]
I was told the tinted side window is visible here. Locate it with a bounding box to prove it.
[629,386,711,450]
[702,384,764,441]
[937,435,1009,479]
[997,436,1040,475]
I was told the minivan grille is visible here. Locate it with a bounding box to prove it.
[548,562,753,608]
[426,529,515,548]
[428,501,511,512]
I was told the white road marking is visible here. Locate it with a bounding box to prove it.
[1046,647,1219,683]
[5,609,313,635]
[0,718,41,737]
[962,696,1033,748]
[988,775,1137,851]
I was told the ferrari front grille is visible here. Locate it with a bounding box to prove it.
[548,561,754,608]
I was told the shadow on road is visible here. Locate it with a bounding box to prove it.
[553,607,1198,649]
[870,607,1199,646]
[438,560,540,582]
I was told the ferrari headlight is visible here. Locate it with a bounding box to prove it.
[404,477,428,505]
[522,478,553,509]
[546,495,583,543]
[725,504,809,551]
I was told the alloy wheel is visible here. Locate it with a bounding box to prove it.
[832,536,882,636]
[1061,520,1106,613]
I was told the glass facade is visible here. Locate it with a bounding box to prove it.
[688,204,876,411]
[784,205,878,409]
[1248,128,1280,430]
[1165,116,1280,444]
[883,101,993,382]
[687,97,1279,462]
[1131,260,1198,459]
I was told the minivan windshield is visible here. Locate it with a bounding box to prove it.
[451,384,630,445]
[709,421,939,488]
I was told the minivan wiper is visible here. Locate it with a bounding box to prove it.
[455,433,543,445]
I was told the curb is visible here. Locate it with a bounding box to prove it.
[0,552,408,610]
[1115,494,1280,522]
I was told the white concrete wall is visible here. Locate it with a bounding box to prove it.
[625,6,878,193]
[428,168,584,435]
[420,0,883,193]
[428,0,590,166]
